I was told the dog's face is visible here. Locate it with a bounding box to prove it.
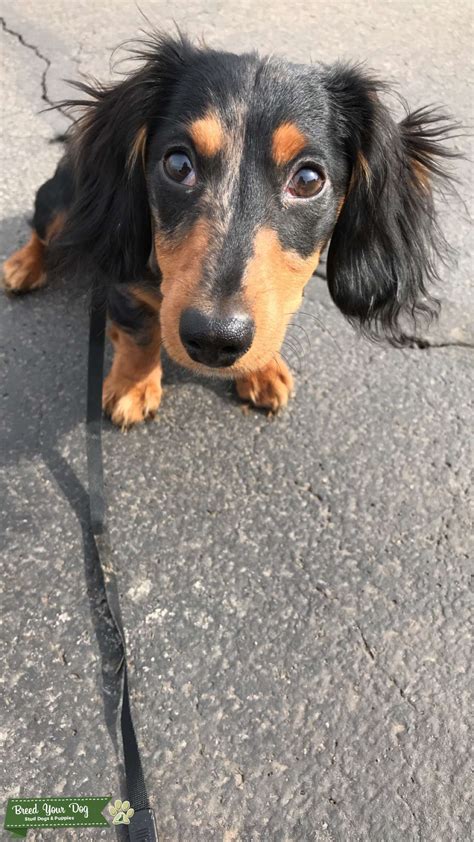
[146,56,345,375]
[58,34,453,366]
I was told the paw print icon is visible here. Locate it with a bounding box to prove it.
[108,799,135,825]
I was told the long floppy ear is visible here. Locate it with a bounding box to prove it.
[51,34,197,285]
[324,64,458,343]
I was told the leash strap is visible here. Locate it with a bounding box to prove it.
[86,284,158,842]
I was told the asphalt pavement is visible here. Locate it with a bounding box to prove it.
[1,2,473,840]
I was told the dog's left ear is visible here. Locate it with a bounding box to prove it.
[51,33,197,286]
[324,64,458,342]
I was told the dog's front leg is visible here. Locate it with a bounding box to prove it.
[103,287,162,429]
[235,354,294,412]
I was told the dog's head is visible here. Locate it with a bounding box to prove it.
[56,33,455,374]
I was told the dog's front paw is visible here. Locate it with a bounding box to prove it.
[236,356,294,412]
[103,370,162,429]
[3,236,46,294]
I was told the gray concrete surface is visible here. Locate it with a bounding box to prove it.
[0,2,473,840]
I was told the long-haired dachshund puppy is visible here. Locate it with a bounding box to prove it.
[3,33,456,427]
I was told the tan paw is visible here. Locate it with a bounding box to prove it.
[236,356,294,412]
[3,234,46,294]
[103,371,162,429]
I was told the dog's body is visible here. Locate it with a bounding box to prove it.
[3,34,455,426]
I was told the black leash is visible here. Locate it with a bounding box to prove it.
[86,284,158,842]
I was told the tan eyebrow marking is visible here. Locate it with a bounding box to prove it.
[272,122,307,166]
[188,110,226,157]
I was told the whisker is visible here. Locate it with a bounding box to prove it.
[271,351,285,376]
[287,321,312,353]
[277,349,294,376]
[286,335,305,367]
[281,337,303,373]
[285,309,344,357]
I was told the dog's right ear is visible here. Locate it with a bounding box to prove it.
[51,34,196,285]
[323,63,458,343]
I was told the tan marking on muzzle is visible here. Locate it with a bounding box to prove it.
[230,227,321,375]
[155,218,213,370]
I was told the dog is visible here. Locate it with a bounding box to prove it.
[2,32,455,427]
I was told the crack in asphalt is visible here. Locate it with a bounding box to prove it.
[1,15,73,123]
[355,622,418,712]
[396,790,421,841]
[355,622,376,662]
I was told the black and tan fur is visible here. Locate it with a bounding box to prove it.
[3,33,457,427]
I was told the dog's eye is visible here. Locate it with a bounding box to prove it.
[163,151,196,186]
[286,167,325,199]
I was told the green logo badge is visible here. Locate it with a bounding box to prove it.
[108,799,135,825]
[4,797,111,837]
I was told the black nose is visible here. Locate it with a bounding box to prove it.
[179,308,255,368]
